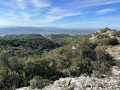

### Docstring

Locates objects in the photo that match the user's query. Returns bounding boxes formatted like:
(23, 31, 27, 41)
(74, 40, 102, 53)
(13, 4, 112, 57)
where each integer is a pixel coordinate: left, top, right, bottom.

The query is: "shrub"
(97, 38, 119, 46)
(92, 70, 100, 77)
(24, 58, 57, 79)
(100, 27, 111, 33)
(97, 34, 109, 39)
(108, 38, 119, 46)
(30, 76, 52, 89)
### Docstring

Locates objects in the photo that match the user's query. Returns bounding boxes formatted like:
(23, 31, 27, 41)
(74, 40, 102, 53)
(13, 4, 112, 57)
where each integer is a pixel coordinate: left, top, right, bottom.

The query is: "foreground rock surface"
(16, 76, 120, 90)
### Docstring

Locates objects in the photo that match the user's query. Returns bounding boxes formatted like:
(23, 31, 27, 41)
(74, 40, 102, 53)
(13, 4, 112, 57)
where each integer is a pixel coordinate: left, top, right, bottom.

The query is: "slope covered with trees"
(1, 33, 43, 39)
(0, 28, 120, 90)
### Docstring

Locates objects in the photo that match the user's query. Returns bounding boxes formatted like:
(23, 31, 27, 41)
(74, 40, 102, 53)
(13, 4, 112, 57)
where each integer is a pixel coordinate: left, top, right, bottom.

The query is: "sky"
(0, 0, 120, 29)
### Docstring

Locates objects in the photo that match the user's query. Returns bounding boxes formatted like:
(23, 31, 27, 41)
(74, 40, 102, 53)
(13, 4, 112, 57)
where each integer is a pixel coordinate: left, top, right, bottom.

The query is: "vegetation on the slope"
(46, 34, 86, 45)
(1, 33, 43, 39)
(0, 28, 119, 89)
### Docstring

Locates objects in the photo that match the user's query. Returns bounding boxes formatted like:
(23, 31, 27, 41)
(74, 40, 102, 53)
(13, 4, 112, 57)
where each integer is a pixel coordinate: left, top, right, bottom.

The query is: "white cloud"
(96, 8, 116, 14)
(0, 0, 120, 26)
(37, 12, 81, 23)
(17, 0, 26, 9)
(31, 0, 50, 8)
(48, 8, 64, 14)
(67, 0, 120, 9)
(103, 2, 114, 5)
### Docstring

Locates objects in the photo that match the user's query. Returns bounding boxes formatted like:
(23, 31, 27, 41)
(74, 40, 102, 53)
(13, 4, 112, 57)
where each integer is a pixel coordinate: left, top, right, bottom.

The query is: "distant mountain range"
(0, 26, 97, 36)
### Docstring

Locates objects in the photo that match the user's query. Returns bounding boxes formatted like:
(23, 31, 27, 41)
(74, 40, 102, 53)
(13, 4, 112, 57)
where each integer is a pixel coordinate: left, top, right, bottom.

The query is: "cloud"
(0, 0, 120, 27)
(48, 8, 64, 14)
(37, 11, 81, 23)
(67, 0, 120, 9)
(96, 8, 116, 14)
(103, 2, 114, 5)
(31, 0, 50, 8)
(17, 0, 26, 9)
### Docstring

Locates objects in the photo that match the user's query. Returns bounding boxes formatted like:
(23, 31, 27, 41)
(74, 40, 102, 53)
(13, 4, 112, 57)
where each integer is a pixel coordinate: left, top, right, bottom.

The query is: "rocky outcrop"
(107, 45, 120, 60)
(16, 76, 120, 90)
(43, 77, 120, 90)
(89, 28, 118, 41)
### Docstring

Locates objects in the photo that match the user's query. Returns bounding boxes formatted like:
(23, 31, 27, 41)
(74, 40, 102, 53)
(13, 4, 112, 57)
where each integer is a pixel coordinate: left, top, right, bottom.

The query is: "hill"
(0, 37, 60, 57)
(1, 28, 120, 90)
(89, 27, 120, 41)
(46, 34, 87, 45)
(46, 34, 71, 39)
(89, 27, 120, 60)
(1, 33, 43, 39)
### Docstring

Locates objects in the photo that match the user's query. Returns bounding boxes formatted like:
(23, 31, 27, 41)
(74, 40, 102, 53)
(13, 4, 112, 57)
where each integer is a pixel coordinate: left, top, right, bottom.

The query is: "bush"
(97, 38, 119, 46)
(30, 76, 52, 89)
(0, 69, 20, 90)
(24, 58, 57, 79)
(100, 27, 111, 33)
(92, 70, 100, 77)
(108, 38, 119, 46)
(97, 34, 109, 39)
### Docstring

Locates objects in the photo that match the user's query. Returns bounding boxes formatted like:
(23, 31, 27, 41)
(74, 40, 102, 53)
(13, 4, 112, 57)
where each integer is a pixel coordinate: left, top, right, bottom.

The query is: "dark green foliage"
(50, 39, 114, 77)
(46, 34, 71, 39)
(97, 34, 109, 39)
(0, 37, 60, 57)
(107, 38, 119, 45)
(2, 34, 43, 39)
(0, 37, 61, 89)
(24, 58, 58, 79)
(96, 38, 119, 46)
(46, 34, 73, 45)
(0, 69, 20, 90)
(46, 34, 86, 46)
(100, 27, 111, 33)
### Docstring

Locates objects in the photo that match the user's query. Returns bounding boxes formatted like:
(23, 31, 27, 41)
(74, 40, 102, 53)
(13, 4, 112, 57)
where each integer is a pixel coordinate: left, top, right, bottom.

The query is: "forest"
(0, 28, 120, 90)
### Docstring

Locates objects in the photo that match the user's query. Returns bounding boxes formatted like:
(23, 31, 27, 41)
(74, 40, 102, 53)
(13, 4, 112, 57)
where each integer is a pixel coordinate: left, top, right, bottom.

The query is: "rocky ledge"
(16, 76, 120, 90)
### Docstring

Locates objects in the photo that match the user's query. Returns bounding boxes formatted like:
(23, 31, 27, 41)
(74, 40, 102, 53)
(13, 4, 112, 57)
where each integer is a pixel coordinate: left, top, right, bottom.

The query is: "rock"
(16, 76, 120, 90)
(42, 76, 120, 90)
(54, 78, 72, 87)
(16, 87, 31, 90)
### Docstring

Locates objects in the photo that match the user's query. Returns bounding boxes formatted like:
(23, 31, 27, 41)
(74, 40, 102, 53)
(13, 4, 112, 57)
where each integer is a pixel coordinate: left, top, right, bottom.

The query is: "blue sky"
(0, 0, 120, 29)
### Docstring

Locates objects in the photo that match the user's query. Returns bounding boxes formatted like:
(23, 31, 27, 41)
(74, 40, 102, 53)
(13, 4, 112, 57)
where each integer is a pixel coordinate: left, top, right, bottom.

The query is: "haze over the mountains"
(0, 26, 97, 36)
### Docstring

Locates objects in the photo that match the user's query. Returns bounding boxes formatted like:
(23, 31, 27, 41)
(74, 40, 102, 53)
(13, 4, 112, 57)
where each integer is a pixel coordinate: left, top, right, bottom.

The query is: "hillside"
(1, 33, 43, 39)
(46, 34, 87, 45)
(0, 37, 60, 57)
(89, 27, 120, 41)
(89, 27, 120, 60)
(1, 28, 120, 90)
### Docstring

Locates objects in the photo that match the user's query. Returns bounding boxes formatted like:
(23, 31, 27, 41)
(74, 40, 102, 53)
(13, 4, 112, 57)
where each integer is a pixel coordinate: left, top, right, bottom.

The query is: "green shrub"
(97, 38, 119, 46)
(100, 27, 111, 33)
(30, 76, 52, 89)
(92, 70, 100, 77)
(97, 34, 109, 39)
(108, 38, 119, 46)
(66, 66, 80, 77)
(24, 58, 57, 79)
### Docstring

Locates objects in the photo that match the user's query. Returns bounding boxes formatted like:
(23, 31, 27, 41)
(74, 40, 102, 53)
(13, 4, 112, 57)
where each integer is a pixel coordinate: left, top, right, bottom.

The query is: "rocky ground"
(16, 75, 120, 90)
(43, 77, 120, 90)
(107, 45, 120, 60)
